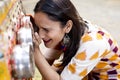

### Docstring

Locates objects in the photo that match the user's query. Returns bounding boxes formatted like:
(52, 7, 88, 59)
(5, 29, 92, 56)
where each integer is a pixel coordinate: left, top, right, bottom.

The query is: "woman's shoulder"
(84, 20, 108, 33)
(83, 20, 113, 40)
(80, 20, 119, 55)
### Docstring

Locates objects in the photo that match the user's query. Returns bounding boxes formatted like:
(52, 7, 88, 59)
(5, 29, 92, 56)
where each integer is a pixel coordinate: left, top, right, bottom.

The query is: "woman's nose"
(39, 29, 45, 38)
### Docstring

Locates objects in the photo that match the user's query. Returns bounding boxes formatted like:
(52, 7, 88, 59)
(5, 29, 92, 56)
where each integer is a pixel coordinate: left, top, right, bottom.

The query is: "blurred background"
(22, 0, 120, 79)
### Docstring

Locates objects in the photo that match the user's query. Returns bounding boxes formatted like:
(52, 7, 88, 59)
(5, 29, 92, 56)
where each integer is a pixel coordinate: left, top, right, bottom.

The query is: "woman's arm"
(40, 42, 62, 65)
(34, 46, 61, 80)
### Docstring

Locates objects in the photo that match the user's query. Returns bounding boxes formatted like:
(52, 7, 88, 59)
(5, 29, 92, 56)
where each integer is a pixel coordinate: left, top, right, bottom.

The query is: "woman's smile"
(43, 39, 51, 45)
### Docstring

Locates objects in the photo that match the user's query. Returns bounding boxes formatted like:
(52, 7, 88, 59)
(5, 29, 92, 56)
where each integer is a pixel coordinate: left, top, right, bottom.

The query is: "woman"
(32, 0, 120, 80)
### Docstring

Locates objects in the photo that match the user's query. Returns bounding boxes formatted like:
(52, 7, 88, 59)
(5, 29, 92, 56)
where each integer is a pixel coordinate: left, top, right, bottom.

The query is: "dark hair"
(34, 0, 87, 67)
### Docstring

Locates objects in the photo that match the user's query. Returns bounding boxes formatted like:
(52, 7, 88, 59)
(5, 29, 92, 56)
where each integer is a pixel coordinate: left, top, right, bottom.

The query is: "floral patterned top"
(53, 21, 120, 80)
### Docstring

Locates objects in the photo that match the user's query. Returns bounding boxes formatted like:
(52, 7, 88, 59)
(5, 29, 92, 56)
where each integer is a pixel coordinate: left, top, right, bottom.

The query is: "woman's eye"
(44, 28, 49, 32)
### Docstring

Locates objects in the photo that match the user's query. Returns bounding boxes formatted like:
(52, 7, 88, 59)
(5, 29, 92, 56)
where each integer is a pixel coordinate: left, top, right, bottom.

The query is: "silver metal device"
(11, 27, 35, 79)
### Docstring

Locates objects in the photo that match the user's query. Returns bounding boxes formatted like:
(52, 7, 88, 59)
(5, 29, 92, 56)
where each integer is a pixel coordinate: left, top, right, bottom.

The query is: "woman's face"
(34, 12, 66, 49)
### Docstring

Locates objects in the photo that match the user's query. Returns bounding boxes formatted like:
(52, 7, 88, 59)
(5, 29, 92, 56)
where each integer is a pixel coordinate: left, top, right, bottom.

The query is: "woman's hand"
(30, 21, 41, 49)
(33, 32, 41, 48)
(28, 15, 40, 49)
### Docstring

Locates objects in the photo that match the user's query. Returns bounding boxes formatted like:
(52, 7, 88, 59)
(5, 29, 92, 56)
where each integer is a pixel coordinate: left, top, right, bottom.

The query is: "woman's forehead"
(34, 12, 63, 28)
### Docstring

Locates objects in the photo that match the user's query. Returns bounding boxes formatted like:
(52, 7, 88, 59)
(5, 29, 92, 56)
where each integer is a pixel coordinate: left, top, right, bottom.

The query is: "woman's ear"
(65, 20, 73, 33)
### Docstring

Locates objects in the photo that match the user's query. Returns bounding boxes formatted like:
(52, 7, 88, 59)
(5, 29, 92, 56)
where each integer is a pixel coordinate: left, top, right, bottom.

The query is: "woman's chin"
(44, 42, 61, 50)
(44, 44, 53, 48)
(45, 45, 57, 49)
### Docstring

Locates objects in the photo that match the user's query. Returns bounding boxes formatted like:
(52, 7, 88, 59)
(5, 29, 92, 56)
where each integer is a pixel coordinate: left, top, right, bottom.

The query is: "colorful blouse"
(53, 21, 120, 80)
